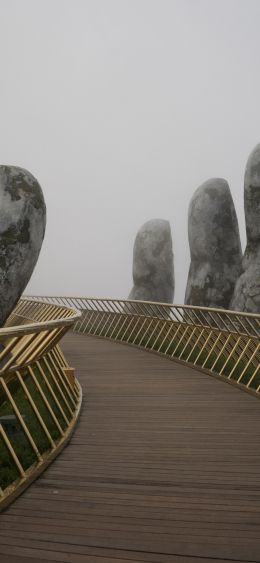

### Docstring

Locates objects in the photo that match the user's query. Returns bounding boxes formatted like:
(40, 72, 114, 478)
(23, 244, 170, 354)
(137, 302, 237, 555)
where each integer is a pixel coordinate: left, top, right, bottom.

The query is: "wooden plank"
(0, 543, 252, 563)
(0, 554, 56, 563)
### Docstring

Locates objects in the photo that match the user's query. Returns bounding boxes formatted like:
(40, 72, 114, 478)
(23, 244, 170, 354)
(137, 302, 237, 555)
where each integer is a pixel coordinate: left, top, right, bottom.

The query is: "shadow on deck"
(0, 332, 260, 563)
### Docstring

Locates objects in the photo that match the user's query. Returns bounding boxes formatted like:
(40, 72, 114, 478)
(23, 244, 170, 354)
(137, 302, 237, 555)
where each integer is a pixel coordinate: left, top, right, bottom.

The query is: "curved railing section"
(30, 296, 260, 398)
(0, 298, 82, 510)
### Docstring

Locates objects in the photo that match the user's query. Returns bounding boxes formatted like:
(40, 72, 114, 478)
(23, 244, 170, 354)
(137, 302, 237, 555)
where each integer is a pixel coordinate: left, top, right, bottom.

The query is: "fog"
(0, 0, 259, 303)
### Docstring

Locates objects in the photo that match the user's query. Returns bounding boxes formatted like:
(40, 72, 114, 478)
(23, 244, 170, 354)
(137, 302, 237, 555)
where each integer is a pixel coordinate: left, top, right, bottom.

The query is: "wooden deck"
(0, 332, 260, 562)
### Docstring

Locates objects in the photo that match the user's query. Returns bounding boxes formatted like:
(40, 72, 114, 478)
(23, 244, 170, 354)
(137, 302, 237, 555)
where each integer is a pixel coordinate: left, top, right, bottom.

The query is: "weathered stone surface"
(230, 144, 260, 312)
(128, 219, 174, 303)
(185, 178, 242, 309)
(0, 166, 46, 326)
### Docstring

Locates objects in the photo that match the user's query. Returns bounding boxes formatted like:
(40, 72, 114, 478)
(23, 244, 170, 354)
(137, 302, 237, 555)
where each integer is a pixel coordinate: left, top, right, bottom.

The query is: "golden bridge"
(0, 296, 259, 562)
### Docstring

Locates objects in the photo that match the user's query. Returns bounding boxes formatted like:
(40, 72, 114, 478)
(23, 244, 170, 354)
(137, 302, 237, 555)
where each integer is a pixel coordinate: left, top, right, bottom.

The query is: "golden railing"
(30, 296, 260, 398)
(0, 298, 81, 510)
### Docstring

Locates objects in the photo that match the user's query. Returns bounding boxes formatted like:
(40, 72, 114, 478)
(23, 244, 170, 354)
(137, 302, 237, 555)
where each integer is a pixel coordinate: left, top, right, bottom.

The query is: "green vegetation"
(0, 361, 73, 491)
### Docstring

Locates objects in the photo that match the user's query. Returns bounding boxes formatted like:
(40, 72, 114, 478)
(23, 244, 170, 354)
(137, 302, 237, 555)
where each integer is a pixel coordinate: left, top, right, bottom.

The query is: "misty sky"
(0, 0, 260, 303)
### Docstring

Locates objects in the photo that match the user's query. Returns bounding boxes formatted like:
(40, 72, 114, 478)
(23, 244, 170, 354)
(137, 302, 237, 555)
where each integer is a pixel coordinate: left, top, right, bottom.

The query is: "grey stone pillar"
(0, 166, 46, 326)
(185, 178, 242, 309)
(230, 144, 260, 313)
(128, 219, 174, 303)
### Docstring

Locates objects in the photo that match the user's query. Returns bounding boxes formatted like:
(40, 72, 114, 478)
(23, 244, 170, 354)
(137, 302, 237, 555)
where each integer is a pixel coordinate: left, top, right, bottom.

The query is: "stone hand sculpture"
(0, 166, 46, 326)
(185, 178, 242, 309)
(128, 219, 174, 303)
(230, 144, 260, 313)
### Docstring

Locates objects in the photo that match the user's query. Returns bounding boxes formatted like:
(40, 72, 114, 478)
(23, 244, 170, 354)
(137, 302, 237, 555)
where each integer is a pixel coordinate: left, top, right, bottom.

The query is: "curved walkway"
(0, 333, 260, 562)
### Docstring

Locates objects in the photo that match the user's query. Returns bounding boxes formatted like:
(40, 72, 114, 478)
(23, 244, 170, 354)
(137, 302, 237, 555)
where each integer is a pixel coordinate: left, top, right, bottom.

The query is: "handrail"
(5, 298, 81, 331)
(0, 298, 82, 510)
(29, 295, 260, 397)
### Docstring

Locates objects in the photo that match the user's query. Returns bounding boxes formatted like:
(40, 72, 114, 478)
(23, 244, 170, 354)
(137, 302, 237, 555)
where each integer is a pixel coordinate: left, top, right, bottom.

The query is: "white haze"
(0, 0, 259, 303)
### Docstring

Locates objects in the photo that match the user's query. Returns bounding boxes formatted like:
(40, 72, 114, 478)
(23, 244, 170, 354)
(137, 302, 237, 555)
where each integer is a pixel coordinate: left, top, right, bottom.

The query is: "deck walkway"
(0, 332, 260, 562)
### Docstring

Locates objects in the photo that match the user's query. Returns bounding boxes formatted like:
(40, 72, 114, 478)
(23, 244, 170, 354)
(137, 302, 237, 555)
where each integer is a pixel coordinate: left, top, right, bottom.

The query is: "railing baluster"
(0, 297, 82, 509)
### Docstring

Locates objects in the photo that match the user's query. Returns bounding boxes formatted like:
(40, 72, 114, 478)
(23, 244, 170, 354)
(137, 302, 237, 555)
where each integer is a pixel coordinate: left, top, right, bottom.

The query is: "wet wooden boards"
(0, 332, 259, 562)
